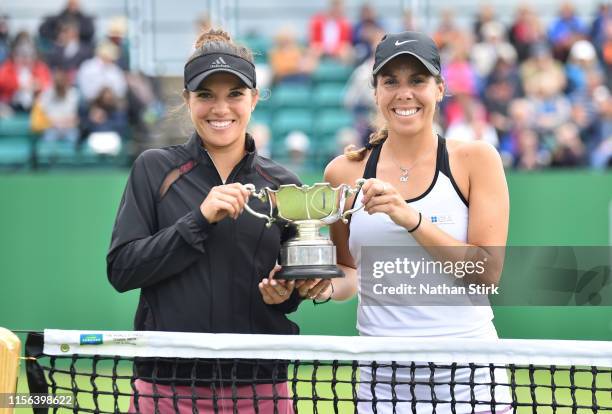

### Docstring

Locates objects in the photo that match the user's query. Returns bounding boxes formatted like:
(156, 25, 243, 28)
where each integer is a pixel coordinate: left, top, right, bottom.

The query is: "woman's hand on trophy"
(259, 265, 296, 304)
(295, 279, 332, 300)
(361, 178, 418, 229)
(199, 183, 251, 223)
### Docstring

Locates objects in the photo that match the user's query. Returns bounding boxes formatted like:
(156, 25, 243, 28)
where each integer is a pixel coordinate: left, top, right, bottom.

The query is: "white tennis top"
(349, 136, 496, 338)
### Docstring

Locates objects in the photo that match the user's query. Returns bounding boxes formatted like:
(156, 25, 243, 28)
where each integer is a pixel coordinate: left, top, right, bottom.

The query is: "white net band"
(43, 329, 612, 366)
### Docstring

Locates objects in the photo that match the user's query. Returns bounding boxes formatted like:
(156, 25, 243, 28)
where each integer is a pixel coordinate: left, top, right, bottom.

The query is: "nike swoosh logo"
(395, 40, 417, 46)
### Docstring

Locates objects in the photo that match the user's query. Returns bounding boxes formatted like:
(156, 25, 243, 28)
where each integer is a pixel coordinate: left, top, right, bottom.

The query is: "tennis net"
(22, 330, 612, 413)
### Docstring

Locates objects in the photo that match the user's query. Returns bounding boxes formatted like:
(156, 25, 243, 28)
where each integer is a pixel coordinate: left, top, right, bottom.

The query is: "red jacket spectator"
(309, 4, 352, 58)
(0, 57, 52, 107)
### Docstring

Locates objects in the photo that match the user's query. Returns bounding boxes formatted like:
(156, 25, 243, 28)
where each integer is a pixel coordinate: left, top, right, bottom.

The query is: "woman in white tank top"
(302, 31, 511, 413)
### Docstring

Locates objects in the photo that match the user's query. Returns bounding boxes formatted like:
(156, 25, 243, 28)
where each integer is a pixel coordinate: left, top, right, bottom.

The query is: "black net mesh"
(25, 338, 612, 414)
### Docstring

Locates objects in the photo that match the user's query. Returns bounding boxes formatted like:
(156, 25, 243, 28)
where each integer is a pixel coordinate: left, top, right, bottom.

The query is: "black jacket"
(107, 133, 302, 383)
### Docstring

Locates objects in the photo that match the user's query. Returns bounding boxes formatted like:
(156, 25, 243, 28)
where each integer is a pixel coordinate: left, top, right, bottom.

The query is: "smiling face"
(186, 72, 258, 150)
(374, 55, 444, 137)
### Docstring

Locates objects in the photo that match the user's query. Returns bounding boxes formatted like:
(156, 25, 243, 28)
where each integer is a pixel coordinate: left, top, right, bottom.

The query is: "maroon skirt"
(129, 379, 295, 413)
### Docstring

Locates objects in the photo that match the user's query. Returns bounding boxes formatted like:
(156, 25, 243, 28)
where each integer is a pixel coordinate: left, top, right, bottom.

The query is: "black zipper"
(202, 150, 253, 185)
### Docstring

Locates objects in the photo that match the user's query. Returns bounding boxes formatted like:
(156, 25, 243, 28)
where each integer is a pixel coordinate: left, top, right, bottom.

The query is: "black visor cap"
(184, 52, 256, 91)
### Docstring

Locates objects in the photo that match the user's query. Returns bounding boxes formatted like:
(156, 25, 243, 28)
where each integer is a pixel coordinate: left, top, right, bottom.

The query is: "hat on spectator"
(285, 131, 310, 152)
(570, 40, 596, 61)
(373, 31, 441, 76)
(108, 16, 128, 38)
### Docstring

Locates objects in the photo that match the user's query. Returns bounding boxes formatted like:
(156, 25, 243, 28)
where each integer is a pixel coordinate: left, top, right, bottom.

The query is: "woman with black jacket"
(107, 29, 302, 413)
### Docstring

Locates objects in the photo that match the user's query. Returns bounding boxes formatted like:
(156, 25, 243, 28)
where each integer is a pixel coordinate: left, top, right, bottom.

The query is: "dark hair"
(344, 69, 444, 161)
(189, 29, 254, 70)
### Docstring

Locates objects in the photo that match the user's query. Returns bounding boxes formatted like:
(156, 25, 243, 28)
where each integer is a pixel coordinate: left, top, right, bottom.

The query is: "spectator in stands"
(77, 41, 127, 103)
(442, 38, 482, 127)
(591, 136, 612, 168)
(566, 40, 601, 94)
(550, 122, 586, 167)
(0, 34, 52, 112)
(344, 26, 384, 145)
(352, 4, 383, 64)
(308, 0, 353, 62)
(400, 9, 417, 31)
(514, 128, 550, 169)
(82, 86, 128, 138)
(443, 35, 478, 98)
(38, 0, 95, 49)
(472, 4, 497, 42)
(284, 130, 311, 173)
(432, 9, 463, 54)
(589, 86, 612, 168)
(45, 21, 93, 74)
(498, 98, 537, 167)
(124, 71, 163, 147)
(591, 3, 611, 41)
(570, 70, 611, 152)
(0, 15, 10, 65)
(471, 21, 517, 80)
(268, 26, 315, 84)
(445, 97, 499, 147)
(483, 46, 522, 138)
(37, 68, 79, 144)
(508, 5, 546, 62)
(600, 17, 612, 89)
(100, 16, 162, 147)
(528, 75, 572, 141)
(520, 42, 566, 98)
(548, 1, 588, 62)
(106, 16, 129, 71)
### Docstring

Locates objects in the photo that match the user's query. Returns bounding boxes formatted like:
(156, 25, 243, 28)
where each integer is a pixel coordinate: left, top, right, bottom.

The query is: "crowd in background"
(0, 0, 610, 169)
(261, 0, 612, 169)
(0, 0, 162, 158)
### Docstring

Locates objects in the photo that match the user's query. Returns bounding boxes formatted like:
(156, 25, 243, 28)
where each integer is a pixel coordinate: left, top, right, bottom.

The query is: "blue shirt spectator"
(548, 2, 588, 61)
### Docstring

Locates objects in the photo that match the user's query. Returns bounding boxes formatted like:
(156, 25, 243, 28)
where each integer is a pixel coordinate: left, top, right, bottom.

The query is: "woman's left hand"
(361, 178, 419, 229)
(259, 265, 296, 304)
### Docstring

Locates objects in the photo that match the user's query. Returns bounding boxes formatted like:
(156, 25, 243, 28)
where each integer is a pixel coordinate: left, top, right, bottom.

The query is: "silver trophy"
(243, 179, 365, 280)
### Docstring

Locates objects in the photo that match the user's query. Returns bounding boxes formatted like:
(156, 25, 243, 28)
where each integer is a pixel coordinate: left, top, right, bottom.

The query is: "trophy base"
(275, 265, 345, 280)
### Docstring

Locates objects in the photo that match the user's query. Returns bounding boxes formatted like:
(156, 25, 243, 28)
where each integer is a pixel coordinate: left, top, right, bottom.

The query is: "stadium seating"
(271, 108, 314, 139)
(312, 59, 353, 83)
(312, 83, 346, 108)
(0, 115, 34, 169)
(271, 84, 312, 109)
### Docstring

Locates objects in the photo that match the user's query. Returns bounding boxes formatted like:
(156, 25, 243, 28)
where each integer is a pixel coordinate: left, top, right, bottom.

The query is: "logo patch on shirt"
(430, 215, 454, 225)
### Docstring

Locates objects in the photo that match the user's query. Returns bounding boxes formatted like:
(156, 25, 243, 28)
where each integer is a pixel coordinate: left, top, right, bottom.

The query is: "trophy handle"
(243, 184, 275, 227)
(341, 178, 366, 223)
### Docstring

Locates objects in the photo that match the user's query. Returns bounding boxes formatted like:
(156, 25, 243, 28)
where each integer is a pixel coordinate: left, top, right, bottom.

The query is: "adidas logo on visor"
(210, 56, 230, 68)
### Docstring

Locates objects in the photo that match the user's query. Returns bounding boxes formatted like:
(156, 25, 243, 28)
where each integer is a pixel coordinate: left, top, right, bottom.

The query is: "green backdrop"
(0, 171, 610, 340)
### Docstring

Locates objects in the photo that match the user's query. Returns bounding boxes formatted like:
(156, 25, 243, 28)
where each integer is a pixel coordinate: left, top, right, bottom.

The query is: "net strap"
(25, 332, 49, 414)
